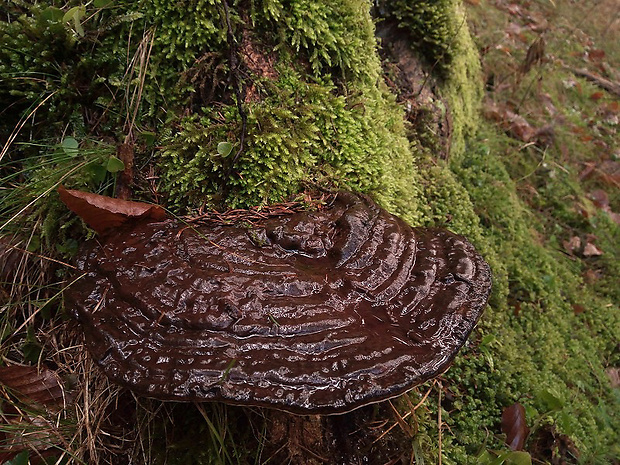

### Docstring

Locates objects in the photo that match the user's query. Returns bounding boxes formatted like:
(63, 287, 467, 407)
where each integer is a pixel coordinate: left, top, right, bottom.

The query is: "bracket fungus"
(62, 189, 491, 414)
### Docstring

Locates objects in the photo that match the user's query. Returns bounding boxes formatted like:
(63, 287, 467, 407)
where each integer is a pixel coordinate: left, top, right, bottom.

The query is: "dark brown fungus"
(64, 191, 491, 414)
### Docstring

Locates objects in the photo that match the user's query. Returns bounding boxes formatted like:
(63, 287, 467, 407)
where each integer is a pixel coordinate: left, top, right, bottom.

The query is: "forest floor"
(0, 0, 618, 464)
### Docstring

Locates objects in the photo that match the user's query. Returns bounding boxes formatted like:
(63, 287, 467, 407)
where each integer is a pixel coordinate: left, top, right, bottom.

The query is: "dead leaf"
(0, 365, 66, 409)
(579, 162, 596, 180)
(563, 236, 581, 255)
(527, 13, 548, 33)
(589, 91, 604, 101)
(572, 303, 586, 315)
(519, 36, 545, 74)
(588, 189, 610, 210)
(507, 4, 523, 16)
(606, 368, 620, 388)
(587, 49, 606, 62)
(483, 101, 537, 142)
(539, 93, 558, 116)
(58, 185, 167, 236)
(506, 22, 524, 38)
(502, 403, 530, 451)
(582, 242, 603, 257)
(597, 160, 620, 187)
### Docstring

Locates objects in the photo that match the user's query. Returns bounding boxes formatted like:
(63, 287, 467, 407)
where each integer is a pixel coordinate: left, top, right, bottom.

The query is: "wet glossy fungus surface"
(66, 192, 491, 414)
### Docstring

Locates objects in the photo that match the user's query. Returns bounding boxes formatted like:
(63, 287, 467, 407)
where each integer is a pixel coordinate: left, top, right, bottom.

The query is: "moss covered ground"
(0, 0, 618, 463)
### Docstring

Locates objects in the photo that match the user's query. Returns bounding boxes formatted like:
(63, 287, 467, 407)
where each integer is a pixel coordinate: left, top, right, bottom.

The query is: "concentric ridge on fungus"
(66, 192, 491, 414)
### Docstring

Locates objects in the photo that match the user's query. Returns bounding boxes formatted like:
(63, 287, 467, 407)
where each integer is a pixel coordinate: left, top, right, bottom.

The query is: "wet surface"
(66, 192, 491, 414)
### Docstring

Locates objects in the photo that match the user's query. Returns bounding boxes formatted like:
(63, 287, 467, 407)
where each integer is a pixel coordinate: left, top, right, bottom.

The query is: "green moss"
(442, 132, 620, 462)
(441, 5, 483, 159)
(158, 31, 423, 220)
(383, 0, 461, 72)
(257, 0, 381, 83)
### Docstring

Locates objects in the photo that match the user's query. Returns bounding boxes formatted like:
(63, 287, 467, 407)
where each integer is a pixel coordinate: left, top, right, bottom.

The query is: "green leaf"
(62, 6, 86, 24)
(537, 389, 564, 411)
(56, 238, 78, 257)
(7, 451, 29, 465)
(61, 137, 79, 156)
(23, 327, 42, 364)
(26, 235, 40, 253)
(505, 451, 532, 465)
(94, 0, 114, 7)
(476, 450, 495, 464)
(217, 141, 234, 157)
(480, 333, 497, 347)
(63, 6, 86, 37)
(140, 131, 156, 147)
(106, 156, 125, 173)
(41, 7, 64, 22)
(87, 162, 108, 184)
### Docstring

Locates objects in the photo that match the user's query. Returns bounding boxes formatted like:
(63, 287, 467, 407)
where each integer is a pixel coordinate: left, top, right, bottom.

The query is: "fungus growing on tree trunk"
(62, 188, 491, 414)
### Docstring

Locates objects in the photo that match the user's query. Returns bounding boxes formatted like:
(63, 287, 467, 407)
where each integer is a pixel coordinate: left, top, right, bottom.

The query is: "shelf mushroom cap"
(65, 191, 491, 414)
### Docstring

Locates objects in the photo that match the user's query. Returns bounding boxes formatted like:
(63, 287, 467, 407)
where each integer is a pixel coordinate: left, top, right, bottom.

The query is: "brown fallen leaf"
(587, 49, 606, 62)
(588, 189, 610, 210)
(0, 365, 66, 409)
(582, 242, 603, 257)
(483, 101, 553, 145)
(563, 236, 581, 255)
(572, 303, 586, 315)
(606, 368, 620, 388)
(58, 185, 167, 236)
(519, 36, 545, 74)
(502, 403, 530, 451)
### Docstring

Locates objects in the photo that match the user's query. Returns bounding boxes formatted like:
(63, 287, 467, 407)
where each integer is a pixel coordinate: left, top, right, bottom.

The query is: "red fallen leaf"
(0, 365, 66, 408)
(589, 91, 604, 101)
(587, 49, 606, 61)
(502, 403, 530, 451)
(58, 185, 167, 236)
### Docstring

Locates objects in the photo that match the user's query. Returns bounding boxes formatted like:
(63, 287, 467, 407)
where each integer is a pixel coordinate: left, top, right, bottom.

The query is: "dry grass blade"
(123, 29, 155, 142)
(372, 381, 436, 444)
(0, 161, 90, 232)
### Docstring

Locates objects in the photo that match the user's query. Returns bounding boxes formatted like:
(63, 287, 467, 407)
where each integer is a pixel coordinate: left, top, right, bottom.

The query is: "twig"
(568, 67, 620, 98)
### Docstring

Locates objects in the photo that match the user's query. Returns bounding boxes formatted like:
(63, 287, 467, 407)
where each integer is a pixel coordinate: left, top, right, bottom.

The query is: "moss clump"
(257, 0, 381, 82)
(375, 0, 483, 158)
(379, 0, 461, 73)
(440, 132, 620, 462)
(441, 5, 483, 159)
(158, 1, 423, 221)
